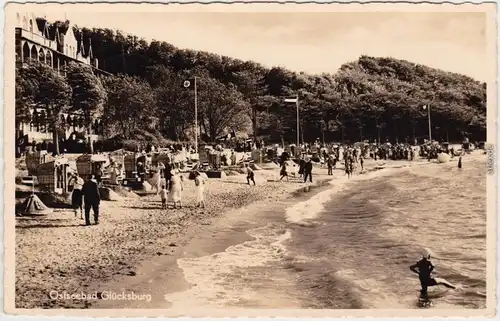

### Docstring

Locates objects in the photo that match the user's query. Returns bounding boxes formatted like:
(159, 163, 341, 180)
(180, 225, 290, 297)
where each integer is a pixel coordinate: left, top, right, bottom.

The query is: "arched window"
(45, 51, 52, 66)
(22, 17, 27, 29)
(30, 46, 37, 61)
(22, 42, 30, 61)
(38, 48, 45, 64)
(29, 19, 33, 32)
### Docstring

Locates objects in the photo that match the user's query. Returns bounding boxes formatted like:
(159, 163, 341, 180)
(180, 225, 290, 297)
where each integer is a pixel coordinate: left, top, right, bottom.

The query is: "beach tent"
(76, 154, 108, 179)
(124, 153, 147, 172)
(19, 193, 53, 215)
(151, 153, 171, 167)
(108, 149, 126, 167)
(36, 157, 70, 194)
(251, 149, 263, 164)
(25, 150, 53, 176)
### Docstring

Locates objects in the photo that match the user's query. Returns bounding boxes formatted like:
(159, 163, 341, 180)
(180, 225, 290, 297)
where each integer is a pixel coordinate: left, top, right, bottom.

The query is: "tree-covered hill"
(21, 19, 487, 146)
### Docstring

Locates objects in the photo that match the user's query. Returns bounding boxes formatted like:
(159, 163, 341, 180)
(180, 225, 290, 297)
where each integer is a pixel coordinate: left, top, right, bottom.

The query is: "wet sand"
(16, 156, 465, 310)
(91, 158, 435, 310)
(15, 164, 336, 308)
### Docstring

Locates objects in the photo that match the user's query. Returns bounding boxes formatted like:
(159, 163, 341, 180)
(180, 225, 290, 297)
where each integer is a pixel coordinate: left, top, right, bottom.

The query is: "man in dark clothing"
(164, 163, 173, 190)
(298, 158, 306, 178)
(82, 176, 101, 226)
(304, 159, 313, 183)
(327, 156, 334, 175)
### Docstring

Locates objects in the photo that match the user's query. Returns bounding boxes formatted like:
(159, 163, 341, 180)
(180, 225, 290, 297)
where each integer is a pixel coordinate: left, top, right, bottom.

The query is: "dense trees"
(16, 61, 72, 154)
(16, 19, 487, 151)
(65, 62, 107, 153)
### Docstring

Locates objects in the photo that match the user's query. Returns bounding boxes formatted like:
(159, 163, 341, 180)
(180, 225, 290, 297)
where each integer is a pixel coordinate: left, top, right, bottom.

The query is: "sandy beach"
(15, 154, 481, 309)
(15, 162, 341, 308)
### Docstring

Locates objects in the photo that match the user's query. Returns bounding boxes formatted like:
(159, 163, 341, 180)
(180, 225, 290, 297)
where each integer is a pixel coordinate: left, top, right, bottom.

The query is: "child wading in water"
(410, 249, 456, 300)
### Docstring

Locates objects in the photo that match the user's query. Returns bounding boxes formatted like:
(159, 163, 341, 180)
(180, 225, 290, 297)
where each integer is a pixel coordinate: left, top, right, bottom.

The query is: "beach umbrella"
(19, 193, 53, 215)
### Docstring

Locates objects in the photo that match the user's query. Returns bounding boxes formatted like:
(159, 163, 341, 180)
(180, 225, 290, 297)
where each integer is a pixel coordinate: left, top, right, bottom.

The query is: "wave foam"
(285, 167, 399, 225)
(164, 224, 293, 309)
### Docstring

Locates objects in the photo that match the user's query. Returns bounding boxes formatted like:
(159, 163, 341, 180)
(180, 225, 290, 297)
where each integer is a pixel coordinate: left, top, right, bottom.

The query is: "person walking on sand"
(280, 162, 289, 182)
(168, 169, 184, 209)
(298, 157, 305, 179)
(304, 158, 313, 183)
(159, 185, 168, 209)
(359, 154, 364, 172)
(194, 171, 206, 208)
(458, 156, 462, 169)
(327, 156, 334, 176)
(69, 173, 84, 219)
(245, 164, 256, 185)
(82, 175, 101, 226)
(345, 158, 352, 179)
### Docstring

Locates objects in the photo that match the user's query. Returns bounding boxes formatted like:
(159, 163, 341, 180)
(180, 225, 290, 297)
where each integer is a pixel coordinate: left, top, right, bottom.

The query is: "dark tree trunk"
(252, 106, 257, 142)
(52, 128, 60, 155)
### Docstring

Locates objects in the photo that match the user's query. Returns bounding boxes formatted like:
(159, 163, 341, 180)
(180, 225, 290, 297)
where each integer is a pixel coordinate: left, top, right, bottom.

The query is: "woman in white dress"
(194, 171, 205, 208)
(168, 169, 184, 209)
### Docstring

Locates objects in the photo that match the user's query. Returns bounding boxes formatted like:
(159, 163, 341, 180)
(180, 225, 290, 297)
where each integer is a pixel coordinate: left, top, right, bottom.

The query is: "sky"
(39, 10, 488, 81)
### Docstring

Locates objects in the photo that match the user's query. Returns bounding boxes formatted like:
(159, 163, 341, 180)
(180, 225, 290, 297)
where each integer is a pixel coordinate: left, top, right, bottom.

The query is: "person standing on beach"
(82, 175, 101, 226)
(298, 157, 305, 179)
(345, 158, 352, 179)
(458, 156, 462, 169)
(304, 159, 313, 183)
(159, 185, 168, 209)
(245, 164, 256, 185)
(359, 154, 364, 172)
(280, 162, 289, 182)
(194, 171, 206, 208)
(69, 173, 84, 219)
(327, 156, 334, 176)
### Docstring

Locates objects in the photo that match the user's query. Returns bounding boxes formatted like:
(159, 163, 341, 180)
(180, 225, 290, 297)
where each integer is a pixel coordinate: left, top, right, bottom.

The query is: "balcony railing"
(17, 28, 57, 51)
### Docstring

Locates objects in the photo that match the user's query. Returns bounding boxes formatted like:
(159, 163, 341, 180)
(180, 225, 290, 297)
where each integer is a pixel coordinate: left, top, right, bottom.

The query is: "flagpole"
(296, 94, 300, 147)
(427, 104, 432, 142)
(194, 76, 198, 154)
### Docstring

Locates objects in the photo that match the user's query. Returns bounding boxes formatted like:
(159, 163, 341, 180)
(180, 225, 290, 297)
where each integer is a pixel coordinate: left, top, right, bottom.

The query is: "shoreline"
(15, 156, 468, 309)
(91, 159, 438, 309)
(15, 163, 339, 309)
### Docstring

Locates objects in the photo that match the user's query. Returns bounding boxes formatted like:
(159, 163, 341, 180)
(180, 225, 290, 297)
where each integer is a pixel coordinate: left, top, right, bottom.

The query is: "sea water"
(164, 157, 486, 309)
(287, 157, 486, 309)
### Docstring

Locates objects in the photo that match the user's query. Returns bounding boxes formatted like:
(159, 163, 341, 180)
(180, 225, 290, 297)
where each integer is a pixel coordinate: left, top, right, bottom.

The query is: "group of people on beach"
(68, 173, 101, 226)
(279, 158, 313, 183)
(156, 169, 206, 209)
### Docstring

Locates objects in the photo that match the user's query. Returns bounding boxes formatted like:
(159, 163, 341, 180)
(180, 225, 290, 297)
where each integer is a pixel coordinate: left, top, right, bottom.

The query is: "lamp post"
(423, 104, 432, 142)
